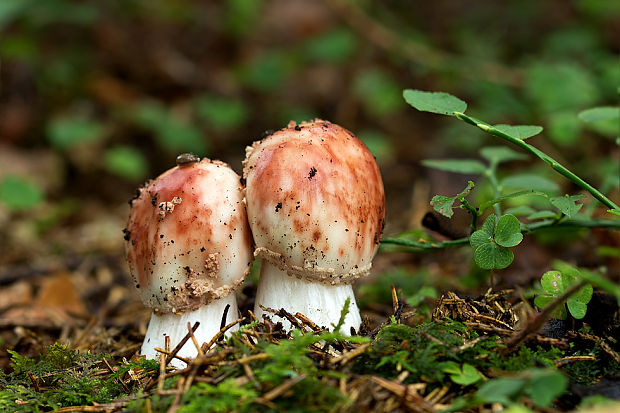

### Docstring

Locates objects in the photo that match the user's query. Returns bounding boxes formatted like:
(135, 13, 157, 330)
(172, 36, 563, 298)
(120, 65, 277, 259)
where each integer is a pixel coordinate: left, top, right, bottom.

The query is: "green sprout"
(534, 261, 593, 320)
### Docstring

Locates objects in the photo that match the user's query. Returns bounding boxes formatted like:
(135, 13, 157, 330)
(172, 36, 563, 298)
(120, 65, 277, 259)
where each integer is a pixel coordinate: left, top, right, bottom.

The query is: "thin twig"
(504, 281, 587, 351)
(256, 374, 307, 404)
(165, 322, 200, 366)
(329, 343, 370, 366)
(201, 317, 245, 352)
(27, 372, 41, 392)
(187, 322, 204, 357)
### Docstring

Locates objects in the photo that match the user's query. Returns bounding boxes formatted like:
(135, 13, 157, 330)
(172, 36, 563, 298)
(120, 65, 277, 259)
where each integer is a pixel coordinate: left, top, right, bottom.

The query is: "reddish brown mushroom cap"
(243, 120, 385, 284)
(125, 158, 253, 313)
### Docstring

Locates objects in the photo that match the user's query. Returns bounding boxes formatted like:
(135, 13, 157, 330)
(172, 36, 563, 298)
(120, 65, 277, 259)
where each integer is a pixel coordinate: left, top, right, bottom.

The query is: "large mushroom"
(125, 154, 253, 365)
(243, 120, 385, 333)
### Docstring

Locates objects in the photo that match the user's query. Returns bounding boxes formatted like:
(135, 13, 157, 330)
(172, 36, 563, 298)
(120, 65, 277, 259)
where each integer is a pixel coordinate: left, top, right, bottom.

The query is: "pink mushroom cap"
(125, 157, 253, 314)
(243, 120, 385, 284)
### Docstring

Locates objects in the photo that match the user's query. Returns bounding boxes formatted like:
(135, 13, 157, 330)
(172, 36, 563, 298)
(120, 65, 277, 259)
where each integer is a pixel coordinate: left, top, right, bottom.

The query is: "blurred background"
(0, 0, 619, 360)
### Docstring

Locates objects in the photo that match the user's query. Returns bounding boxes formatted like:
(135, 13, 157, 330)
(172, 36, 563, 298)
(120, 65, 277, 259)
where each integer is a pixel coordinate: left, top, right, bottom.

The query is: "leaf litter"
(1, 267, 619, 412)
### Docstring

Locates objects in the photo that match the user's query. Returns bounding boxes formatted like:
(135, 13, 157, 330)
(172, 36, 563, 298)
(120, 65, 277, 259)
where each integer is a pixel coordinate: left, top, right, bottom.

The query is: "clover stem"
(460, 198, 479, 233)
(485, 166, 502, 217)
(455, 112, 620, 212)
(382, 218, 620, 251)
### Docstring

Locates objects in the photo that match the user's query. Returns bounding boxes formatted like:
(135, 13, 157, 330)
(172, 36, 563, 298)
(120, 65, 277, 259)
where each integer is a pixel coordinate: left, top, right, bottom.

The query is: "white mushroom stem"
(254, 263, 361, 334)
(141, 294, 239, 368)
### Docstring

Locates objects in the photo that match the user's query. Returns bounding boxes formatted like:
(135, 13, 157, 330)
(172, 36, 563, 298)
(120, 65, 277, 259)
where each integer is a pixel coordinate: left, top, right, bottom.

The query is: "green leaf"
(304, 29, 357, 63)
(406, 286, 437, 307)
(501, 174, 559, 193)
(476, 377, 525, 405)
(355, 69, 403, 116)
(225, 0, 263, 36)
(556, 263, 581, 288)
(567, 300, 588, 319)
(481, 214, 498, 235)
(47, 116, 105, 150)
(540, 271, 563, 295)
(0, 2, 27, 30)
(430, 195, 457, 218)
(470, 214, 497, 247)
(403, 90, 467, 116)
(240, 50, 294, 92)
(422, 159, 486, 174)
(534, 295, 567, 320)
(577, 269, 620, 305)
(574, 283, 594, 304)
(493, 124, 544, 140)
(469, 230, 492, 248)
(0, 175, 44, 211)
(449, 363, 484, 386)
(549, 194, 585, 218)
(495, 214, 523, 248)
(441, 361, 461, 375)
(474, 242, 514, 270)
(537, 262, 594, 320)
(525, 62, 599, 112)
(480, 146, 528, 164)
(455, 180, 476, 200)
(533, 295, 553, 309)
(358, 130, 395, 163)
(578, 106, 619, 123)
(548, 111, 580, 147)
(430, 181, 475, 218)
(195, 95, 248, 131)
(132, 102, 207, 154)
(525, 370, 568, 407)
(103, 146, 148, 181)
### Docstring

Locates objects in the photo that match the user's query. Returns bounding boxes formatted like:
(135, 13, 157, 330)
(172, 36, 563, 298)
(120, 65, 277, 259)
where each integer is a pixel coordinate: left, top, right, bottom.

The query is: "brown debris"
(432, 288, 519, 329)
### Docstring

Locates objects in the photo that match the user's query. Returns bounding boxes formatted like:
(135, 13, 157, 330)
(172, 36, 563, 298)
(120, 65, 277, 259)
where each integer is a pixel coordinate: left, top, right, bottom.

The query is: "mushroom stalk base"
(141, 294, 239, 368)
(254, 263, 361, 334)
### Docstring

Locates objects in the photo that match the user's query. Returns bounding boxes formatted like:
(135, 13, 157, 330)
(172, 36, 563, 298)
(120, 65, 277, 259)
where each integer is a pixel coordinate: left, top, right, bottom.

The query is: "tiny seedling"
(534, 261, 594, 320)
(384, 89, 620, 283)
(441, 362, 485, 385)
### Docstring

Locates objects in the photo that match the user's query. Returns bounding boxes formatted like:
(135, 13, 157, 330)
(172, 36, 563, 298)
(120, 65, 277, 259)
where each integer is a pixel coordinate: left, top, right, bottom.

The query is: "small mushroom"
(125, 155, 253, 366)
(243, 120, 385, 333)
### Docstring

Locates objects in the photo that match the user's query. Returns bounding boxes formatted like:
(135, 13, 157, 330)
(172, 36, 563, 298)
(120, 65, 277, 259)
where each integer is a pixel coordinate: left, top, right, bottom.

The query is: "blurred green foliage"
(0, 0, 617, 214)
(0, 175, 43, 211)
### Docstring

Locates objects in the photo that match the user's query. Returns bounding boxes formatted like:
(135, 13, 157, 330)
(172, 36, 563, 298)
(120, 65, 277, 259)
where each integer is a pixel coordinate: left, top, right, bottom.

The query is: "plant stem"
(382, 218, 620, 251)
(460, 198, 478, 233)
(524, 218, 620, 232)
(485, 165, 502, 217)
(454, 112, 620, 212)
(381, 237, 469, 250)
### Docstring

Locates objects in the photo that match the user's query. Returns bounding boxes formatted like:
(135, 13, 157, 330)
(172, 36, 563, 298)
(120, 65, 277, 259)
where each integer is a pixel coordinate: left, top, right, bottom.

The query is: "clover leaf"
(442, 362, 484, 386)
(470, 214, 523, 270)
(534, 261, 593, 320)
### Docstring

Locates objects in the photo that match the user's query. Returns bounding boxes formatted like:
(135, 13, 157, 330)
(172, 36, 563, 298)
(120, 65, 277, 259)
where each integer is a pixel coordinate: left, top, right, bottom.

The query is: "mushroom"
(125, 154, 253, 366)
(243, 120, 385, 333)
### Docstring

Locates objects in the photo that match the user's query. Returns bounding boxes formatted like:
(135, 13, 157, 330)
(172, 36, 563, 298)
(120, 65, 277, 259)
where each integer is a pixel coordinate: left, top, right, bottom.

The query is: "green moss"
(0, 343, 157, 412)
